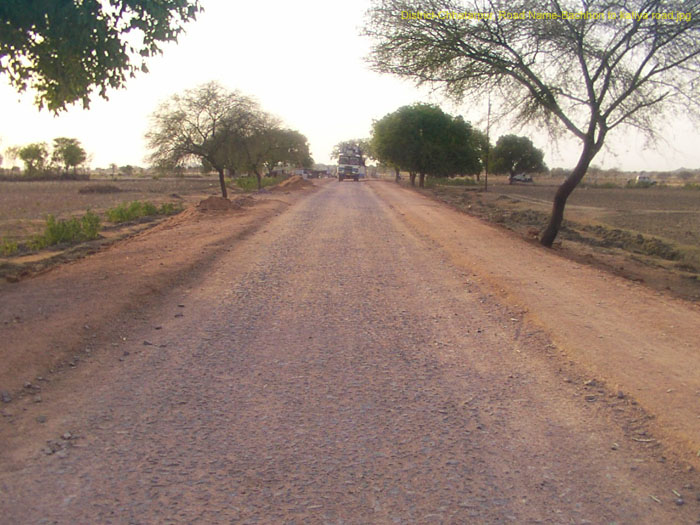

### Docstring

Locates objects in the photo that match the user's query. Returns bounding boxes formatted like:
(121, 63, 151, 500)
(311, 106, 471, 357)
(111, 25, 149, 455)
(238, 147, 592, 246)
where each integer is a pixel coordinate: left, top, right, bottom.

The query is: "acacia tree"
(51, 137, 87, 174)
(366, 0, 700, 246)
(146, 82, 257, 198)
(490, 135, 547, 183)
(0, 0, 201, 112)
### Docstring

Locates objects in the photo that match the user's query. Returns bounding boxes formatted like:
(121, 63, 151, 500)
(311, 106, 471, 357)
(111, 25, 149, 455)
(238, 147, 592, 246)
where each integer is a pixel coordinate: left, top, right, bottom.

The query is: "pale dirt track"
(2, 180, 700, 523)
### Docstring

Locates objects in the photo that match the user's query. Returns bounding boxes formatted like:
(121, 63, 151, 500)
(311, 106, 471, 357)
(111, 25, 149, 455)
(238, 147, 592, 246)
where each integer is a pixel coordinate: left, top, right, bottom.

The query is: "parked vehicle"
(635, 175, 656, 185)
(510, 172, 533, 184)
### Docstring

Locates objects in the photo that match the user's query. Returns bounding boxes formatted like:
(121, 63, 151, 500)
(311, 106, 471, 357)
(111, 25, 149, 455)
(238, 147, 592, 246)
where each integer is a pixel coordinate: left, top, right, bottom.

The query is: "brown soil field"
(0, 177, 224, 240)
(424, 177, 700, 302)
(0, 176, 251, 282)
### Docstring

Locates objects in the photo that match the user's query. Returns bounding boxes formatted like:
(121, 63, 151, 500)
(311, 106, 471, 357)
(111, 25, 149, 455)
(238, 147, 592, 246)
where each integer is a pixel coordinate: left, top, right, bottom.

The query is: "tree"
(260, 129, 314, 176)
(490, 135, 546, 183)
(371, 112, 407, 182)
(0, 0, 202, 112)
(51, 137, 87, 174)
(232, 112, 284, 190)
(17, 142, 48, 174)
(366, 0, 700, 245)
(146, 82, 257, 198)
(370, 103, 482, 187)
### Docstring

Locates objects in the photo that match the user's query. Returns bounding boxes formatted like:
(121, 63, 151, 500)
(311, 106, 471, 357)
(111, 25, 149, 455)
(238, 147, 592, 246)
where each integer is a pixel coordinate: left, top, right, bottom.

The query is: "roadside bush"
(683, 183, 700, 191)
(235, 175, 283, 192)
(30, 210, 101, 249)
(0, 238, 19, 256)
(106, 201, 182, 223)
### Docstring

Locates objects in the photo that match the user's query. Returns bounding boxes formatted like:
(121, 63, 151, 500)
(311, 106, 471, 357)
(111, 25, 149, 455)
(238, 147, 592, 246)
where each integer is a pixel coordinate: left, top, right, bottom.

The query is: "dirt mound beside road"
(197, 196, 239, 212)
(274, 175, 312, 191)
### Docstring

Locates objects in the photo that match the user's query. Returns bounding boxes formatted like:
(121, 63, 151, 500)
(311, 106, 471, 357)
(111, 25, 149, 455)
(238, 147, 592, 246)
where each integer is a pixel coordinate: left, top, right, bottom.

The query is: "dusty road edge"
(369, 179, 700, 468)
(0, 188, 317, 398)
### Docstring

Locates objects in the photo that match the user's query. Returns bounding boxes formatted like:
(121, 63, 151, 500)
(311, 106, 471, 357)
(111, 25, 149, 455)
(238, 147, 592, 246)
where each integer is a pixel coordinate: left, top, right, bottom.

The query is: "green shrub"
(683, 183, 700, 190)
(0, 238, 19, 256)
(81, 210, 101, 239)
(31, 210, 101, 249)
(106, 201, 181, 223)
(235, 175, 283, 192)
(158, 202, 181, 215)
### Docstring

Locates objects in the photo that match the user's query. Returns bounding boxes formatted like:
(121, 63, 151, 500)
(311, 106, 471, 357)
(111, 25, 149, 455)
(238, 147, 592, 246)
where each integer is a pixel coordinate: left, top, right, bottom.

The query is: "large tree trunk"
(409, 172, 416, 186)
(540, 142, 597, 247)
(418, 173, 425, 188)
(395, 167, 400, 182)
(217, 168, 228, 199)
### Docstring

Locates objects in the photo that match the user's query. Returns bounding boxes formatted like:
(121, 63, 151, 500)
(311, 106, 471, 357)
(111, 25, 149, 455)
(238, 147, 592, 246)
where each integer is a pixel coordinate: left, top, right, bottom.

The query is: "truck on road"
(337, 145, 366, 182)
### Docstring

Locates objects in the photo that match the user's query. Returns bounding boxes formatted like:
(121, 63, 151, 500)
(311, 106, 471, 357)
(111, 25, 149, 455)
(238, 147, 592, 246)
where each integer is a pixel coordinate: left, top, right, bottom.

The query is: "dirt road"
(2, 180, 700, 523)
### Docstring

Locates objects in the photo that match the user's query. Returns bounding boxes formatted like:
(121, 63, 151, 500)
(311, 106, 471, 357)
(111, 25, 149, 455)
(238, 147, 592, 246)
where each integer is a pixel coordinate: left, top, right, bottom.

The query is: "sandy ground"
(1, 179, 700, 523)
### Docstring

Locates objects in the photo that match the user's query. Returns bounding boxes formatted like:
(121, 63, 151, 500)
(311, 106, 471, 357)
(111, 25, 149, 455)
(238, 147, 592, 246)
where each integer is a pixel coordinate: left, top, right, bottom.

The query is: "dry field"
(0, 177, 223, 240)
(426, 176, 700, 302)
(488, 180, 700, 247)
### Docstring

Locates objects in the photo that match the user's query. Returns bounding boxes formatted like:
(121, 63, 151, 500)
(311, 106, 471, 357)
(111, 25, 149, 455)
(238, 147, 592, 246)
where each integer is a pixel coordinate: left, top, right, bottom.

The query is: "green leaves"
(371, 103, 483, 180)
(0, 0, 202, 112)
(490, 134, 546, 177)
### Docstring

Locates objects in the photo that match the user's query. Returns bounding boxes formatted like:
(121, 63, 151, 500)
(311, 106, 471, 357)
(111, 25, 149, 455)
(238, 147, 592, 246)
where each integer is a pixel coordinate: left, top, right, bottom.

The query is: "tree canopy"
(146, 82, 257, 198)
(17, 142, 48, 173)
(370, 103, 482, 186)
(490, 135, 546, 182)
(0, 0, 201, 112)
(146, 81, 313, 196)
(365, 0, 700, 245)
(233, 115, 314, 188)
(51, 138, 87, 173)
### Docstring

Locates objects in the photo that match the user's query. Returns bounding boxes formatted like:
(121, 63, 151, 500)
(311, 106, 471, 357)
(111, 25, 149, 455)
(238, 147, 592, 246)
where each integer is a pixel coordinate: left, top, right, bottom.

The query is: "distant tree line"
(367, 103, 546, 187)
(4, 138, 87, 177)
(146, 82, 314, 198)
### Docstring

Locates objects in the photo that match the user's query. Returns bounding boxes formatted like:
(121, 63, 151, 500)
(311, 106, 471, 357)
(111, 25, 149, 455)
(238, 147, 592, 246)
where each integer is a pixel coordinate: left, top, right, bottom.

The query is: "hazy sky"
(1, 0, 699, 171)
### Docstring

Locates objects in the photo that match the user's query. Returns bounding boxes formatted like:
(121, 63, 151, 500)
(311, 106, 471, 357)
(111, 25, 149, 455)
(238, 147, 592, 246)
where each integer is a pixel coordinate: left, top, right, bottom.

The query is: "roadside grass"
(29, 211, 101, 250)
(0, 201, 184, 256)
(235, 175, 284, 192)
(1, 238, 19, 255)
(106, 201, 182, 223)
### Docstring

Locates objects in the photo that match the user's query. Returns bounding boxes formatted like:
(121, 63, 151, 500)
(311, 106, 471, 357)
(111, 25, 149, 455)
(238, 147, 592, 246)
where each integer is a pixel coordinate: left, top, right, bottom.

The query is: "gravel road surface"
(2, 181, 699, 523)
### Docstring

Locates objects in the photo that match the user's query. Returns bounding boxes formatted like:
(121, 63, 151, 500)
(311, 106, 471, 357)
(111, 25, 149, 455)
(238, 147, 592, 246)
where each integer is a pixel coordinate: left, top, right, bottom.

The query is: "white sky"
(1, 0, 700, 171)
